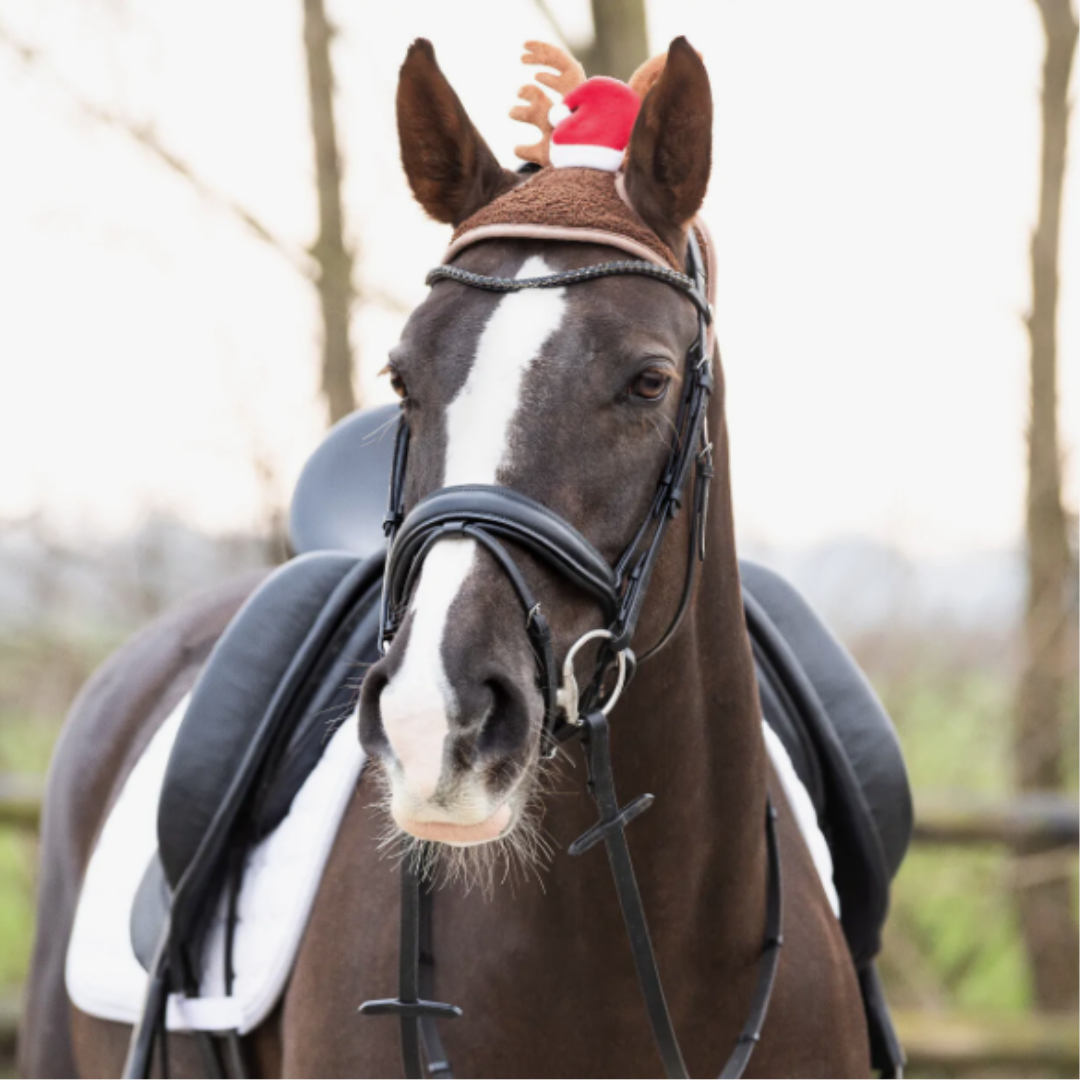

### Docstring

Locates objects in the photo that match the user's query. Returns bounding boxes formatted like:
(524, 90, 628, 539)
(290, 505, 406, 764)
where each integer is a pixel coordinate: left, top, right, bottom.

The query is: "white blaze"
(380, 257, 566, 808)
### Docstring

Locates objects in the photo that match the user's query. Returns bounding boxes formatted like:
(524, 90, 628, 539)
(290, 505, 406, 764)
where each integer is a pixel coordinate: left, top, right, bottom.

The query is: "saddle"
(128, 404, 910, 1075)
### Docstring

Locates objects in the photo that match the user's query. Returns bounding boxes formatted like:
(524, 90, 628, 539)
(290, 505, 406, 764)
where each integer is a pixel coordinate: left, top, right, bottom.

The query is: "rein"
(361, 235, 785, 1078)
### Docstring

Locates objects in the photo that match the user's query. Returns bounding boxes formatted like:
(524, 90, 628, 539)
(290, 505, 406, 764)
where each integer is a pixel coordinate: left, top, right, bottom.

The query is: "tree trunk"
(580, 0, 649, 81)
(1014, 0, 1079, 1014)
(302, 0, 357, 426)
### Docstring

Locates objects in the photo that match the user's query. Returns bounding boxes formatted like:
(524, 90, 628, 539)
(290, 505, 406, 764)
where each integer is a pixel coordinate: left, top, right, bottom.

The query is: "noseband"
(380, 235, 716, 741)
(363, 233, 783, 1080)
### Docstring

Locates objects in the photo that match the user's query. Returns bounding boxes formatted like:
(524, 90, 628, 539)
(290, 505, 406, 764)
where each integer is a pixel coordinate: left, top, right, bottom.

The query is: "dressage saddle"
(129, 404, 910, 1076)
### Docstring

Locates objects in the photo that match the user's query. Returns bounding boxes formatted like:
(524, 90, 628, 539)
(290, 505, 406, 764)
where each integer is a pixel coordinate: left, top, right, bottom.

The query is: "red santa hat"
(549, 77, 641, 172)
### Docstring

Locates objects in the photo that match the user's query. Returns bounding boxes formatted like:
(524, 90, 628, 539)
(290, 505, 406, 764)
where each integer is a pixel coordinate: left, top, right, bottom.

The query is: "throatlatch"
(361, 234, 785, 1079)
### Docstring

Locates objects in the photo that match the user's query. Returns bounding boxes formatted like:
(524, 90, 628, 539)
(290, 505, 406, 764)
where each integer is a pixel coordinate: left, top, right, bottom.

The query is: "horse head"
(358, 37, 714, 862)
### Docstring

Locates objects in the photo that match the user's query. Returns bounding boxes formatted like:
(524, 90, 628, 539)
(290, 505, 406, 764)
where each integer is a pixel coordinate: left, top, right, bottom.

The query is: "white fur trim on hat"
(549, 142, 624, 172)
(548, 102, 572, 128)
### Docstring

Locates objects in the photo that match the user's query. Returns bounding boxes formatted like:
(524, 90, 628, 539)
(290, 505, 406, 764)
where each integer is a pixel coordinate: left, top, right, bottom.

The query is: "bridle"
(361, 233, 783, 1079)
(380, 238, 715, 735)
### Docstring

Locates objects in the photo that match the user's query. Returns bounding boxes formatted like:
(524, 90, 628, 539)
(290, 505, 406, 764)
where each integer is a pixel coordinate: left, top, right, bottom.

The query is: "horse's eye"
(629, 368, 672, 402)
(386, 367, 408, 401)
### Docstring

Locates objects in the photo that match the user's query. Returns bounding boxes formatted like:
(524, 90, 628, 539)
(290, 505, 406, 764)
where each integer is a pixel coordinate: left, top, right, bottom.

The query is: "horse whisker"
(366, 757, 556, 898)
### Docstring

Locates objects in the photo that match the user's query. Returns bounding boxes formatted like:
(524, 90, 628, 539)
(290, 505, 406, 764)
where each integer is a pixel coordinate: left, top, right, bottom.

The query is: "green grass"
(874, 657, 1077, 1021)
(886, 666, 1014, 792)
(0, 627, 121, 993)
(886, 847, 1033, 1012)
(0, 833, 35, 991)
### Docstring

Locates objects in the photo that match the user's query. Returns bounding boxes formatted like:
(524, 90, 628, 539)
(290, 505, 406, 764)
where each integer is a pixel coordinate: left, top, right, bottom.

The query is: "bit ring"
(556, 629, 628, 726)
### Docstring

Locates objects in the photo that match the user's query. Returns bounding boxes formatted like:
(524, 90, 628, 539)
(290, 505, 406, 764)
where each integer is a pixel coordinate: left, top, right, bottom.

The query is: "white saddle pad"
(66, 695, 366, 1034)
(66, 702, 835, 1036)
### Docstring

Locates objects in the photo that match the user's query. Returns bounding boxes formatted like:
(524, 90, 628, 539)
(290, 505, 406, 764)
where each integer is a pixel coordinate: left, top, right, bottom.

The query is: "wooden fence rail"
(913, 791, 1080, 847)
(893, 1008, 1079, 1072)
(3, 774, 1077, 843)
(0, 994, 15, 1065)
(0, 774, 44, 832)
(0, 778, 1076, 1073)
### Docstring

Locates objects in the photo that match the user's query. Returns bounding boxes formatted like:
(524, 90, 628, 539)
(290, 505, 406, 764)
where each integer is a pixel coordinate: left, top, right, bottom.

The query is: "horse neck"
(609, 393, 768, 921)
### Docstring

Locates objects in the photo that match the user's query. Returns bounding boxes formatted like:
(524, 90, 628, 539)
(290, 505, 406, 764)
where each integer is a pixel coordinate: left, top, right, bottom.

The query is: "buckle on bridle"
(556, 629, 629, 727)
(696, 440, 715, 478)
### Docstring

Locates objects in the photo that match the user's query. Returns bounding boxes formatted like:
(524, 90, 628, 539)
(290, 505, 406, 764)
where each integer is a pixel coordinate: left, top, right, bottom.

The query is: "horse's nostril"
(358, 665, 391, 755)
(475, 676, 531, 759)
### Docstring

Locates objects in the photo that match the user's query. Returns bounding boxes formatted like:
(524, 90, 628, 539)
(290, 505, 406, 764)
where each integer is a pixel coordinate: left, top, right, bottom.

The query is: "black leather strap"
(358, 863, 462, 1079)
(397, 864, 424, 1079)
(571, 709, 688, 1078)
(122, 935, 170, 1078)
(607, 233, 714, 656)
(385, 484, 619, 631)
(384, 509, 563, 731)
(419, 880, 455, 1078)
(718, 800, 783, 1079)
(384, 413, 410, 540)
(571, 708, 783, 1080)
(459, 526, 559, 730)
(858, 963, 906, 1078)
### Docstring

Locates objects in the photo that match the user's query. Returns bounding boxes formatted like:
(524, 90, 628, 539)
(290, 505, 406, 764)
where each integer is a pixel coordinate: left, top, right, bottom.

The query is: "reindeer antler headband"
(511, 41, 671, 170)
(511, 42, 586, 167)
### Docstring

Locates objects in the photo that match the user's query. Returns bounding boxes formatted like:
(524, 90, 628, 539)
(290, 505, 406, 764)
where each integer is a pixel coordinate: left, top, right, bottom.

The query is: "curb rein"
(360, 235, 784, 1080)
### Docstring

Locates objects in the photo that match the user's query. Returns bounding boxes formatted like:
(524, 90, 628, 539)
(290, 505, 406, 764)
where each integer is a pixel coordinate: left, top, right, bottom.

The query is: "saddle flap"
(157, 551, 383, 963)
(740, 559, 913, 966)
(130, 851, 169, 973)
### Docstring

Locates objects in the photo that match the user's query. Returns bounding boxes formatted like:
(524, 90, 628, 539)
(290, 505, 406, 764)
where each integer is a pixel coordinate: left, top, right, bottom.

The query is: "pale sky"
(0, 0, 1075, 557)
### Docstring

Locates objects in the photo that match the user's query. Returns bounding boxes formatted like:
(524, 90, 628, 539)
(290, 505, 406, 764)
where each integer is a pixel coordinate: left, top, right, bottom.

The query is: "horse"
(20, 36, 873, 1078)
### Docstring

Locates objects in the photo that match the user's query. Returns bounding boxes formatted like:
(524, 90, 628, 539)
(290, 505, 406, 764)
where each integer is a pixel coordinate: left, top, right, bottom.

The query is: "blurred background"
(0, 0, 1076, 1075)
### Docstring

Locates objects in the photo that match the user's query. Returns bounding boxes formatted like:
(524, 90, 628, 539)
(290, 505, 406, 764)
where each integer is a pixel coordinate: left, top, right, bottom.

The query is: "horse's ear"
(397, 39, 518, 225)
(623, 38, 712, 255)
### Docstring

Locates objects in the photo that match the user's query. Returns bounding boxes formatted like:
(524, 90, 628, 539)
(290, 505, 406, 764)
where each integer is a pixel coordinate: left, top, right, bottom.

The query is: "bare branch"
(0, 21, 314, 278)
(529, 0, 573, 48)
(1014, 0, 1079, 1014)
(302, 0, 357, 422)
(580, 0, 649, 81)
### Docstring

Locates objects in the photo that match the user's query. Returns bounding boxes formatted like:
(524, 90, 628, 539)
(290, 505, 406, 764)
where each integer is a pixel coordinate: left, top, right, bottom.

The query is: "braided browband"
(426, 261, 712, 322)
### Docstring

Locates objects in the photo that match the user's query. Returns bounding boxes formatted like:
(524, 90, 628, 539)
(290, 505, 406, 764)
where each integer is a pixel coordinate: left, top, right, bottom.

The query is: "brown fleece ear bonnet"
(443, 41, 717, 313)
